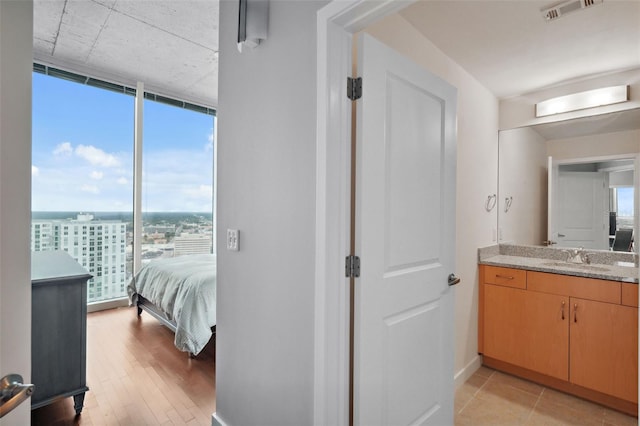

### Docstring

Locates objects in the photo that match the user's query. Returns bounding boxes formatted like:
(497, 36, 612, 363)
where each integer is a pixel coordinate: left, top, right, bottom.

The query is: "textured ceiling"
(33, 1, 640, 111)
(34, 0, 219, 108)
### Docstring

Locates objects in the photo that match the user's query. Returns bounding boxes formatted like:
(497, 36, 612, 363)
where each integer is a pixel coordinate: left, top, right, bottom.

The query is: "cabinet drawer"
(483, 265, 526, 289)
(622, 283, 639, 307)
(528, 271, 620, 304)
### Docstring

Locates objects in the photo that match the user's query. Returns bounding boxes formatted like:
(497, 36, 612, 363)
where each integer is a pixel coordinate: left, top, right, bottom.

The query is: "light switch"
(227, 229, 239, 251)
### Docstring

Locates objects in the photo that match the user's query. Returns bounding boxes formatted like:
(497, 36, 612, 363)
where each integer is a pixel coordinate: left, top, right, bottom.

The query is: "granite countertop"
(479, 244, 639, 284)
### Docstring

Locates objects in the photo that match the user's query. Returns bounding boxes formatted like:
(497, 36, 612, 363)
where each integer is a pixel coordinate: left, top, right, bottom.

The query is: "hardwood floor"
(31, 306, 216, 426)
(34, 306, 637, 425)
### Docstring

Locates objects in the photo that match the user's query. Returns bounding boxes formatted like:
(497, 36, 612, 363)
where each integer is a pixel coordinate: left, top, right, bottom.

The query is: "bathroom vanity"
(478, 244, 638, 416)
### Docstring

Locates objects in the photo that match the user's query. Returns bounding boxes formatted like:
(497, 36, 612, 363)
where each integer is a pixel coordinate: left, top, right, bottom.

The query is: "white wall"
(547, 129, 640, 160)
(498, 127, 548, 245)
(217, 3, 499, 424)
(610, 170, 634, 187)
(215, 1, 327, 425)
(0, 1, 32, 425)
(364, 14, 499, 384)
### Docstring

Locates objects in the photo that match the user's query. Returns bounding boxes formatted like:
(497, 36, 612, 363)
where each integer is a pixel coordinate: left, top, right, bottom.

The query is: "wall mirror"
(497, 108, 640, 253)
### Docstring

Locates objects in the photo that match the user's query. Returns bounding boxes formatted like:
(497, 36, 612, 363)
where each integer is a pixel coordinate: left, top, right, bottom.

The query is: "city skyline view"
(31, 210, 214, 303)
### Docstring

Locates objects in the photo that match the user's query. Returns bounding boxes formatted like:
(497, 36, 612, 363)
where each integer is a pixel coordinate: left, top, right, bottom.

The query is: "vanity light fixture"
(535, 85, 629, 117)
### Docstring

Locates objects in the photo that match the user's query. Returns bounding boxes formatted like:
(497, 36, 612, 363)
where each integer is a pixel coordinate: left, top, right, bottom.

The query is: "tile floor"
(456, 366, 638, 426)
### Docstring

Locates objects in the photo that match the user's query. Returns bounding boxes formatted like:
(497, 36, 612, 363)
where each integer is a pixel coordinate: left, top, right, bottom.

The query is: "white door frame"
(0, 1, 33, 424)
(314, 2, 417, 425)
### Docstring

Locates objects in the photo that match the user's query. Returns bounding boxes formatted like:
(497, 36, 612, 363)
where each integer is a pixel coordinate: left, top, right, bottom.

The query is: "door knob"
(0, 374, 35, 418)
(448, 273, 461, 286)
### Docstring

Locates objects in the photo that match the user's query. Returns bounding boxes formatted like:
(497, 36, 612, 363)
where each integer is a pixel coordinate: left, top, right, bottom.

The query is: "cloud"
(32, 165, 39, 177)
(184, 184, 213, 199)
(53, 142, 73, 156)
(206, 127, 216, 151)
(80, 184, 100, 194)
(75, 144, 121, 168)
(90, 171, 104, 180)
(117, 177, 128, 185)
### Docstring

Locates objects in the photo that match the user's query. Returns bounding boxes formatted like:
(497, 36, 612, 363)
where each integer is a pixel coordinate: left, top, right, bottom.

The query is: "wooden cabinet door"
(570, 298, 638, 403)
(484, 284, 569, 380)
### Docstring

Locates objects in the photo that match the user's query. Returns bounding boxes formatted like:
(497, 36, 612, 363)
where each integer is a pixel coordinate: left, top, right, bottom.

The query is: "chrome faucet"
(564, 247, 590, 264)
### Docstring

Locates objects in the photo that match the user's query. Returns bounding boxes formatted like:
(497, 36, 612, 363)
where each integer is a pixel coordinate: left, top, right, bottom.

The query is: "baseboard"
(212, 412, 228, 426)
(211, 356, 482, 426)
(454, 354, 483, 390)
(87, 296, 129, 313)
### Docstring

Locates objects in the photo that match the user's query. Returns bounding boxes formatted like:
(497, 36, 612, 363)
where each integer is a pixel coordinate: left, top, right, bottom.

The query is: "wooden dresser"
(31, 250, 92, 414)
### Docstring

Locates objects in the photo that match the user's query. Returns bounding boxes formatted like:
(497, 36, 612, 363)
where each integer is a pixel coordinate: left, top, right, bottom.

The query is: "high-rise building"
(174, 233, 212, 257)
(31, 214, 128, 303)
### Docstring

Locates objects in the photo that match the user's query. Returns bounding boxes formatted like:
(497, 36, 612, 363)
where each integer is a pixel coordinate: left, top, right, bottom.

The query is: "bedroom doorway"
(31, 69, 216, 311)
(30, 68, 218, 423)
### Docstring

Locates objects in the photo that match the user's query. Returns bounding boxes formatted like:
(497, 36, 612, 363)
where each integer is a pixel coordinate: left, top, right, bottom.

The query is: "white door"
(550, 168, 608, 249)
(353, 34, 457, 426)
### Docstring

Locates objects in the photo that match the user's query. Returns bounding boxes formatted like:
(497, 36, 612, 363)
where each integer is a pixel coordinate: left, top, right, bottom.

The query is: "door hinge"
(347, 77, 362, 101)
(345, 255, 360, 278)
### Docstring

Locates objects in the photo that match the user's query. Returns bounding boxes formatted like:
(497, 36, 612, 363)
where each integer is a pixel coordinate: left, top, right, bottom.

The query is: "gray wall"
(216, 1, 327, 425)
(0, 1, 33, 425)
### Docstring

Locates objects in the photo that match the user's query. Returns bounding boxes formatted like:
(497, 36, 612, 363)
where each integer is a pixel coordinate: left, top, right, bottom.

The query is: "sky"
(32, 73, 215, 213)
(617, 187, 634, 217)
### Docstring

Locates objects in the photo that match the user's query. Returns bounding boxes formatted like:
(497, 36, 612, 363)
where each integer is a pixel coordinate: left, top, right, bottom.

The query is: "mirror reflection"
(498, 109, 640, 253)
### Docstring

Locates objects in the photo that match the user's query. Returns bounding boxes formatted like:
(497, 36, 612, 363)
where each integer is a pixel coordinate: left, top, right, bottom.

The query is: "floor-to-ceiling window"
(141, 98, 214, 262)
(32, 72, 134, 303)
(32, 67, 216, 306)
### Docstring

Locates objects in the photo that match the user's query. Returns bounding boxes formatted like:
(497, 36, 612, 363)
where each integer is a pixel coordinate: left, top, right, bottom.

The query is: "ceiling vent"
(541, 0, 603, 21)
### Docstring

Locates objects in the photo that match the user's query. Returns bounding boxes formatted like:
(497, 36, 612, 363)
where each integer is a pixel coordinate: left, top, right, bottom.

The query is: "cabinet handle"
(574, 303, 578, 323)
(561, 301, 565, 320)
(495, 275, 514, 280)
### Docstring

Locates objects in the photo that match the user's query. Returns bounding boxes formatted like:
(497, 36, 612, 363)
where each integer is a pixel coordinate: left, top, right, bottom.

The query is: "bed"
(127, 254, 216, 356)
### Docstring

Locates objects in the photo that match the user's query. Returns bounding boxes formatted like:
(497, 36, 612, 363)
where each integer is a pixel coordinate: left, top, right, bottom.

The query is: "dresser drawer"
(483, 265, 526, 289)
